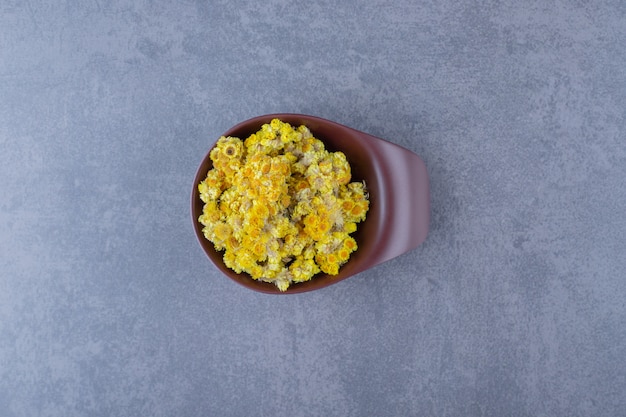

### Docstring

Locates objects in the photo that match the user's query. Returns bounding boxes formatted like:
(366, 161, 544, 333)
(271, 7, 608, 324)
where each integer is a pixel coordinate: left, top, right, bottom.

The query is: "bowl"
(191, 114, 429, 294)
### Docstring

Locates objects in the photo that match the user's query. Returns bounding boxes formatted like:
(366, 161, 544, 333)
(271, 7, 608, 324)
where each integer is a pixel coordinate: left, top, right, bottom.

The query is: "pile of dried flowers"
(198, 119, 369, 291)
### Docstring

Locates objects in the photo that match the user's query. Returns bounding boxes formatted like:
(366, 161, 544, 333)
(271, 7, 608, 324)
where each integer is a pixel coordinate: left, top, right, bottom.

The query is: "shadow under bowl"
(191, 113, 430, 294)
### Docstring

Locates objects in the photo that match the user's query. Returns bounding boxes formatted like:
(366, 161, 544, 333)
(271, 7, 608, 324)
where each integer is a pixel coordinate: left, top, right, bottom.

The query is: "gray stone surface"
(1, 1, 625, 416)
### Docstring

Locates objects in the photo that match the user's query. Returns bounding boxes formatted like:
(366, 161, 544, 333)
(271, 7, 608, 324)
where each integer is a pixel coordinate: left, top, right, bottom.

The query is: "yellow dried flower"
(198, 119, 369, 291)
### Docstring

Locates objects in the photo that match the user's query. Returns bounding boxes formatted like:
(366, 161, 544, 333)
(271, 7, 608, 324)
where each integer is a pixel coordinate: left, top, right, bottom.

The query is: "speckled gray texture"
(1, 1, 625, 416)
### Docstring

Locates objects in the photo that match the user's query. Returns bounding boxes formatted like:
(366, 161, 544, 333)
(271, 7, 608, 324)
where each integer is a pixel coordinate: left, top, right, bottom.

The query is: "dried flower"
(198, 119, 369, 291)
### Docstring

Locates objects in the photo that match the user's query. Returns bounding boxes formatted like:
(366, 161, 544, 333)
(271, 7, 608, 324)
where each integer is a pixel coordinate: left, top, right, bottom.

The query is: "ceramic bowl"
(191, 114, 429, 294)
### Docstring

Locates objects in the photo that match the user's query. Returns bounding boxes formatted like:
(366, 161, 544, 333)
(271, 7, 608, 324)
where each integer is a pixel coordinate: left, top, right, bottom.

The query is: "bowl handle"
(360, 132, 430, 268)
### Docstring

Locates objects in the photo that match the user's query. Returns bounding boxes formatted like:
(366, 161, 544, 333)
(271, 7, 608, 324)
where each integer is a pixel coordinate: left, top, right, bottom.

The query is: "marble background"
(1, 1, 625, 416)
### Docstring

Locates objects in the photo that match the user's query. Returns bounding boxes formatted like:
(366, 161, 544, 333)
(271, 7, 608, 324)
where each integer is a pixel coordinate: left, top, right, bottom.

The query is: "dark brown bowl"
(191, 114, 430, 294)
